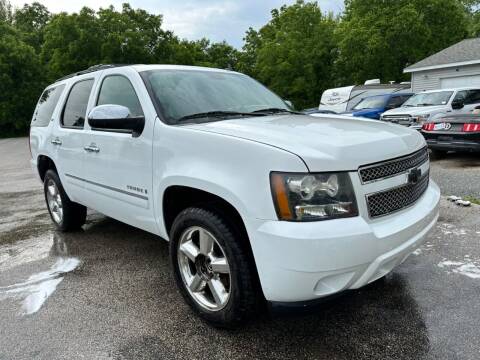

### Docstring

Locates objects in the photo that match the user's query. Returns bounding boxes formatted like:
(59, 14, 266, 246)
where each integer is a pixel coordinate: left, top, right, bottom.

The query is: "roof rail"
(55, 64, 129, 82)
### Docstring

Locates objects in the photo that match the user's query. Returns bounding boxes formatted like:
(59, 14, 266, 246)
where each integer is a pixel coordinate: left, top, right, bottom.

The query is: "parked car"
(29, 64, 440, 327)
(343, 93, 413, 120)
(421, 113, 480, 157)
(381, 87, 480, 129)
(318, 81, 411, 113)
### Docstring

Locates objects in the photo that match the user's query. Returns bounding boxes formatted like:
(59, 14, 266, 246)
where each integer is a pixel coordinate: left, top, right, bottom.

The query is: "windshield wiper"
(251, 108, 302, 115)
(417, 103, 434, 106)
(177, 110, 265, 122)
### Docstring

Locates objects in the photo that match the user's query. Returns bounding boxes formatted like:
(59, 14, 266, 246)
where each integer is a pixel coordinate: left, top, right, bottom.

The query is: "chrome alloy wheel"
(177, 226, 231, 311)
(46, 179, 63, 224)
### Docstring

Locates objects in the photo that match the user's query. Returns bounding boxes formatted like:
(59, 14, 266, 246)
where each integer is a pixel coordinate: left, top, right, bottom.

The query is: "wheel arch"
(163, 185, 248, 240)
(37, 155, 58, 181)
(162, 185, 264, 299)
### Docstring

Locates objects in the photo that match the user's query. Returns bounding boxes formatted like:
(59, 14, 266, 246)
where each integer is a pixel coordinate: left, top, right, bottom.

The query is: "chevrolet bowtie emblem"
(407, 168, 421, 184)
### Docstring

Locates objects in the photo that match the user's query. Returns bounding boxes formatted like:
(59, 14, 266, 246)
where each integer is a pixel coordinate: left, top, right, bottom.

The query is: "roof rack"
(55, 64, 129, 82)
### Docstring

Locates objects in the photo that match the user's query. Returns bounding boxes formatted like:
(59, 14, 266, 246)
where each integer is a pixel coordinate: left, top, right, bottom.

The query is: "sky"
(8, 0, 344, 48)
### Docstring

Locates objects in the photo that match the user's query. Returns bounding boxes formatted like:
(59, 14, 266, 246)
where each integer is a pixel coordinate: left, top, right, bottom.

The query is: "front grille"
(382, 115, 413, 126)
(366, 173, 429, 218)
(359, 147, 428, 183)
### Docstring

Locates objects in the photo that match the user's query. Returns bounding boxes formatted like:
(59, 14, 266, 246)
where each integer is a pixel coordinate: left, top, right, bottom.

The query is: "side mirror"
(284, 100, 294, 109)
(88, 104, 145, 137)
(451, 99, 464, 110)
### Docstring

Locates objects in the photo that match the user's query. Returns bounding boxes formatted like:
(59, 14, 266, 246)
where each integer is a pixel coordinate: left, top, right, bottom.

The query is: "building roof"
(404, 38, 480, 73)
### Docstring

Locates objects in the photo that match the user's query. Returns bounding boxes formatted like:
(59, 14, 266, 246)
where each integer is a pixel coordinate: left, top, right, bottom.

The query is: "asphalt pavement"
(1, 138, 479, 360)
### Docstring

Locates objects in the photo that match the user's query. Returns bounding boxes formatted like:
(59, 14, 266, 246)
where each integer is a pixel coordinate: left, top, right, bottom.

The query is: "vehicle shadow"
(430, 150, 480, 168)
(54, 214, 429, 360)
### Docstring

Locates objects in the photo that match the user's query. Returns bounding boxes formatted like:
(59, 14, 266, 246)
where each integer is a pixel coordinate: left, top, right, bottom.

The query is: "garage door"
(441, 74, 480, 88)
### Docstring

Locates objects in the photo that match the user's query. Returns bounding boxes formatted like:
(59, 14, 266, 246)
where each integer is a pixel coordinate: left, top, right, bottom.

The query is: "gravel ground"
(429, 151, 480, 199)
(1, 138, 480, 360)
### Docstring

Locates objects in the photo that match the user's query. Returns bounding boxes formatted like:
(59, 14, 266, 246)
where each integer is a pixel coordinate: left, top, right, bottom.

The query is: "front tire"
(169, 207, 257, 327)
(44, 169, 86, 232)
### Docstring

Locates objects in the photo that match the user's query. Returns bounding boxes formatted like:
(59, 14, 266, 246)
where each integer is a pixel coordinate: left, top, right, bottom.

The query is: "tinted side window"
(453, 90, 468, 102)
(386, 96, 406, 108)
(31, 84, 66, 127)
(62, 79, 94, 128)
(97, 76, 143, 116)
(464, 90, 480, 105)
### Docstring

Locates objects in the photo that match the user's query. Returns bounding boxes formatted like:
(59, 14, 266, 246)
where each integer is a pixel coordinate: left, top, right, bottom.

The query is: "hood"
(383, 105, 445, 116)
(184, 114, 425, 171)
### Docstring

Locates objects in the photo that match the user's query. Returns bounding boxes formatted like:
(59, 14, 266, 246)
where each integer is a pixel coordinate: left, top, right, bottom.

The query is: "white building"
(404, 38, 480, 92)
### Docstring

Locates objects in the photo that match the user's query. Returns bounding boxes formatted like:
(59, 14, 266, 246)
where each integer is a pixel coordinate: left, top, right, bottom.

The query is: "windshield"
(402, 91, 453, 107)
(353, 95, 386, 110)
(142, 70, 290, 123)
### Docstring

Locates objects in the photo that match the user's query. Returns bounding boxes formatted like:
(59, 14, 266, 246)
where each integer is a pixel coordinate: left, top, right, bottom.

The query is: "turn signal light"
(463, 123, 480, 132)
(422, 123, 435, 131)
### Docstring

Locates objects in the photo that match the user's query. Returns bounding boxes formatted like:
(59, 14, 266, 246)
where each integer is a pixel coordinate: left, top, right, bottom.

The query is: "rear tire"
(44, 169, 86, 232)
(169, 207, 258, 327)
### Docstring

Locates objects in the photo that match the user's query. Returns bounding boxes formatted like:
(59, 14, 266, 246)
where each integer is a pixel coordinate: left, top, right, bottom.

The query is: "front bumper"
(248, 181, 440, 302)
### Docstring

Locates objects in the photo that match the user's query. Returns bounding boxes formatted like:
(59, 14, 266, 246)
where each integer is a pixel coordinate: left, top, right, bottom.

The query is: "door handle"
(51, 137, 62, 146)
(84, 144, 100, 153)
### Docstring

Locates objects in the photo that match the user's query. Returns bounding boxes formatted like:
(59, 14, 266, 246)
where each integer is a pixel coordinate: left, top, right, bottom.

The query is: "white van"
(319, 82, 411, 113)
(381, 87, 480, 129)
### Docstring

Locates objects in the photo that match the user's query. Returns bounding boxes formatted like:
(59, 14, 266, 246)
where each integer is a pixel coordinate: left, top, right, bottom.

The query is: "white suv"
(381, 87, 480, 129)
(29, 64, 440, 327)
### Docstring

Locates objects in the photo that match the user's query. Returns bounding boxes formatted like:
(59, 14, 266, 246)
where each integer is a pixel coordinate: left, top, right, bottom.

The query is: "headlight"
(413, 114, 430, 124)
(270, 172, 358, 221)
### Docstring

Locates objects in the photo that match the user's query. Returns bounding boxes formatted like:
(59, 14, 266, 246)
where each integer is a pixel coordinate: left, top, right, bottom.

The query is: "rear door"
(30, 83, 66, 168)
(82, 68, 157, 234)
(50, 75, 98, 204)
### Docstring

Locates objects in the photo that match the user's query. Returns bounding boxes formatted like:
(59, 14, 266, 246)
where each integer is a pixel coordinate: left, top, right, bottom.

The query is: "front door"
(82, 69, 157, 234)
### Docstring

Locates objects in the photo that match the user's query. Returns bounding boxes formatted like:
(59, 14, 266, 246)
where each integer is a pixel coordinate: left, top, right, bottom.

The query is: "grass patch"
(463, 196, 480, 205)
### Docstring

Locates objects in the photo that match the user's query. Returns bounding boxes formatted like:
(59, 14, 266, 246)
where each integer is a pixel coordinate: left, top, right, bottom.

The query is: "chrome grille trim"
(382, 115, 414, 126)
(366, 172, 429, 218)
(358, 147, 429, 184)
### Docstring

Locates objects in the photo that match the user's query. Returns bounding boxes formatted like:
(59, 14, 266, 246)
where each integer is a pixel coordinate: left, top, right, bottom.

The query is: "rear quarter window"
(31, 84, 66, 127)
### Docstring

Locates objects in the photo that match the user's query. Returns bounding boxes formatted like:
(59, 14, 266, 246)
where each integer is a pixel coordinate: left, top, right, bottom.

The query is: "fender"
(156, 176, 251, 239)
(152, 122, 308, 239)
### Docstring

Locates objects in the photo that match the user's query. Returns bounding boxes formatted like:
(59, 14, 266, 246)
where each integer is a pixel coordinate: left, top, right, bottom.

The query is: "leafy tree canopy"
(336, 0, 470, 84)
(1, 0, 479, 136)
(0, 22, 44, 136)
(239, 1, 338, 109)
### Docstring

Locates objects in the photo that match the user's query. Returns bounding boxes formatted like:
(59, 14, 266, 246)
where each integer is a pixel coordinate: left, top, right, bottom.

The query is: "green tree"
(237, 27, 261, 76)
(239, 1, 338, 109)
(41, 9, 101, 80)
(13, 2, 51, 51)
(0, 23, 44, 137)
(41, 4, 177, 80)
(335, 0, 470, 84)
(0, 0, 12, 23)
